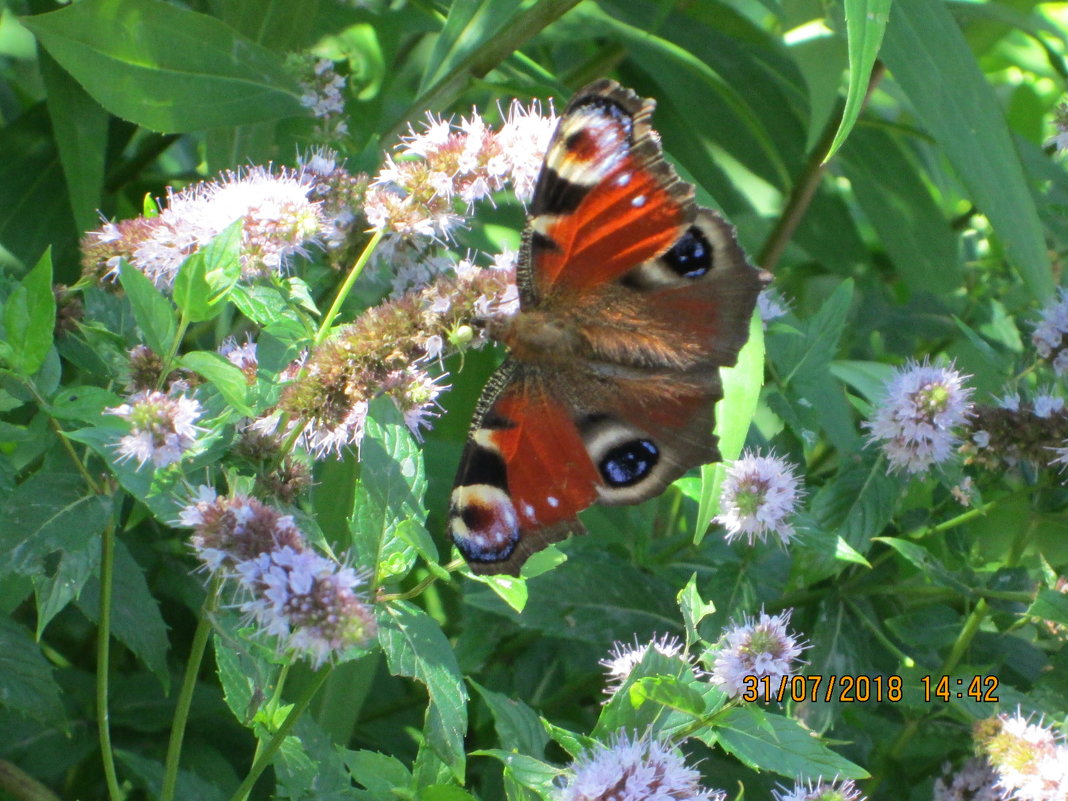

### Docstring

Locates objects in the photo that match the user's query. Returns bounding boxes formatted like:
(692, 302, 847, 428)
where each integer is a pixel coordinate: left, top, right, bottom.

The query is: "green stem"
(160, 580, 220, 801)
(159, 313, 191, 390)
(228, 668, 332, 801)
(96, 519, 122, 801)
(313, 228, 384, 347)
(900, 490, 1029, 540)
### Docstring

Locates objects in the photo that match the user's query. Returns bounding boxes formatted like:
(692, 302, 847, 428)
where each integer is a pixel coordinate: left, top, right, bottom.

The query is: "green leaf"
(627, 676, 707, 718)
(696, 311, 764, 542)
(1027, 587, 1068, 627)
(23, 0, 305, 133)
(3, 248, 56, 376)
(33, 536, 100, 637)
(715, 706, 869, 779)
(172, 221, 242, 323)
(678, 574, 716, 647)
(768, 279, 853, 387)
(825, 0, 892, 161)
(874, 537, 975, 595)
(840, 126, 964, 294)
(811, 452, 903, 555)
(39, 50, 108, 233)
(0, 616, 66, 726)
(115, 749, 226, 801)
(342, 749, 413, 799)
(118, 260, 177, 357)
(179, 351, 254, 417)
(470, 750, 560, 792)
(352, 399, 428, 583)
(0, 468, 111, 576)
(419, 0, 521, 95)
(78, 539, 171, 687)
(881, 0, 1052, 300)
(49, 385, 124, 423)
(471, 680, 549, 757)
(378, 601, 468, 779)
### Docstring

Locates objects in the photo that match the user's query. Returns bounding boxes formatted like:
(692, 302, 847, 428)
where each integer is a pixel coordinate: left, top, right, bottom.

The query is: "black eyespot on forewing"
(662, 226, 713, 278)
(599, 439, 659, 487)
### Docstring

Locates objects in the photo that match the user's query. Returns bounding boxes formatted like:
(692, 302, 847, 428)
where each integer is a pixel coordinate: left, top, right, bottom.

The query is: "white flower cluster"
(107, 390, 203, 469)
(557, 732, 725, 801)
(982, 711, 1068, 801)
(364, 99, 557, 239)
(87, 166, 325, 289)
(866, 360, 973, 474)
(933, 757, 1002, 801)
(1033, 289, 1068, 376)
(772, 778, 864, 801)
(179, 487, 376, 666)
(715, 450, 803, 545)
(709, 609, 806, 698)
(599, 634, 685, 694)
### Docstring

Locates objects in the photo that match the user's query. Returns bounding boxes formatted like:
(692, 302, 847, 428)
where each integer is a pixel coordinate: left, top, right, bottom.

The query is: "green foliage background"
(1, 0, 1067, 800)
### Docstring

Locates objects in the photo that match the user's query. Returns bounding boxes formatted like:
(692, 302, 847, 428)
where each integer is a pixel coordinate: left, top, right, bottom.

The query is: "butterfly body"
(450, 80, 768, 575)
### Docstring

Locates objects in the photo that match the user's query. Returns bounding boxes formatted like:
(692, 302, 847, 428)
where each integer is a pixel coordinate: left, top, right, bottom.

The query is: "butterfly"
(449, 79, 768, 576)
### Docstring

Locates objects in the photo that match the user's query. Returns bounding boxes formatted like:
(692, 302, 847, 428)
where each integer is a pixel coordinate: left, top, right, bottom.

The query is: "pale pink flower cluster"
(298, 59, 347, 127)
(557, 732, 725, 801)
(178, 487, 375, 666)
(599, 634, 686, 694)
(715, 450, 803, 545)
(772, 778, 864, 801)
(84, 166, 325, 289)
(933, 757, 1001, 801)
(219, 337, 258, 384)
(981, 711, 1068, 801)
(1033, 289, 1068, 376)
(365, 99, 557, 239)
(107, 390, 202, 469)
(866, 360, 973, 474)
(708, 609, 806, 698)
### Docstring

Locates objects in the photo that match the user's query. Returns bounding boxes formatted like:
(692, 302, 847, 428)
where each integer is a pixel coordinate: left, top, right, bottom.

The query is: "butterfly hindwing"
(450, 80, 768, 576)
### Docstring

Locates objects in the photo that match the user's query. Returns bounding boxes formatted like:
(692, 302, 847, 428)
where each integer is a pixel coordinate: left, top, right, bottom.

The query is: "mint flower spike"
(715, 450, 803, 546)
(363, 98, 558, 238)
(976, 710, 1068, 801)
(1033, 289, 1068, 376)
(932, 756, 1000, 801)
(107, 389, 203, 469)
(709, 608, 807, 699)
(82, 165, 326, 289)
(865, 359, 974, 475)
(772, 777, 865, 801)
(557, 731, 726, 801)
(599, 634, 686, 695)
(178, 488, 376, 666)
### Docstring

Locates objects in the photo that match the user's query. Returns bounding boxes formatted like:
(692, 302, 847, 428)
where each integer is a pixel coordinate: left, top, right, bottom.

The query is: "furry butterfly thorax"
(449, 79, 769, 576)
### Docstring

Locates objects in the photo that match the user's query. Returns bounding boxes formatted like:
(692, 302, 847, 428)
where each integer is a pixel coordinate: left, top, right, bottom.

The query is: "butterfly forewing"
(450, 80, 767, 576)
(524, 81, 695, 298)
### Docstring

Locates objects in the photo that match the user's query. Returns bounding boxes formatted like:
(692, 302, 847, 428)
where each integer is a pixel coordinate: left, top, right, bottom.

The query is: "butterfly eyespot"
(631, 195, 647, 208)
(662, 225, 713, 278)
(598, 438, 660, 487)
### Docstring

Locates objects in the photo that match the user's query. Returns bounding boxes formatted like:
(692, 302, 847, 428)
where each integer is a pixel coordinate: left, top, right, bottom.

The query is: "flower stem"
(160, 579, 220, 801)
(228, 667, 332, 801)
(314, 228, 384, 347)
(96, 519, 122, 801)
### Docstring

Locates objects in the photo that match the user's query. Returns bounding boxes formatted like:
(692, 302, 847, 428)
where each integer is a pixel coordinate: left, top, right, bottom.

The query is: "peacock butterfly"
(449, 79, 768, 576)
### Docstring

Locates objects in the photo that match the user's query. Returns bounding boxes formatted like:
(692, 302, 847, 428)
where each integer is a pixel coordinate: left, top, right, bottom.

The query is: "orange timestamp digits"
(740, 674, 904, 703)
(739, 674, 1001, 703)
